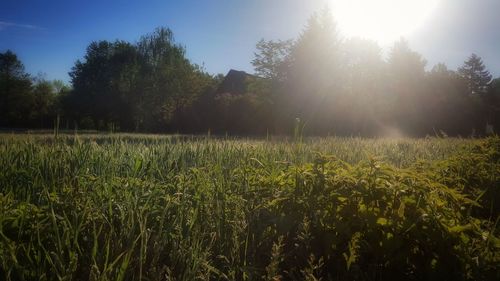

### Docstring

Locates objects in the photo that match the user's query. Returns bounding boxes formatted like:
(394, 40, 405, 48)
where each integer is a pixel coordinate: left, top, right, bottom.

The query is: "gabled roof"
(215, 69, 258, 95)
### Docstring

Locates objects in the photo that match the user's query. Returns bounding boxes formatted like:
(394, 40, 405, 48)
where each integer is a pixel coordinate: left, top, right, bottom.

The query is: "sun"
(330, 0, 440, 45)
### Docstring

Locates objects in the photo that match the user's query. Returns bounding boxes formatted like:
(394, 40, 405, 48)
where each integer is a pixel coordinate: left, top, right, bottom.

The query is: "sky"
(1, 0, 499, 83)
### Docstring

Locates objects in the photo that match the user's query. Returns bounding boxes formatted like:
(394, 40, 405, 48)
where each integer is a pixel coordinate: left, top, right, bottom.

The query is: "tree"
(386, 38, 427, 135)
(458, 53, 492, 96)
(67, 27, 216, 132)
(51, 79, 71, 95)
(489, 78, 500, 105)
(136, 27, 214, 132)
(252, 39, 292, 81)
(287, 8, 341, 92)
(280, 8, 343, 134)
(31, 77, 57, 128)
(69, 40, 141, 130)
(387, 39, 427, 85)
(251, 39, 292, 133)
(338, 38, 386, 135)
(0, 50, 33, 127)
(484, 77, 500, 132)
(425, 63, 481, 135)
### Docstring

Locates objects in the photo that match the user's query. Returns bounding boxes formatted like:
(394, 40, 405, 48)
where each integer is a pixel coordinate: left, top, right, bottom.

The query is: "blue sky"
(1, 0, 499, 82)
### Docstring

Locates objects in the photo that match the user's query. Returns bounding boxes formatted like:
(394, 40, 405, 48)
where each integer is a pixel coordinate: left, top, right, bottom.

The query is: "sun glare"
(330, 0, 440, 45)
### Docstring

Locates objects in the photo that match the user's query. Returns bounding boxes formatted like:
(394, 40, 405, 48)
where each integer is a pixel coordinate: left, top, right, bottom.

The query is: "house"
(215, 69, 258, 95)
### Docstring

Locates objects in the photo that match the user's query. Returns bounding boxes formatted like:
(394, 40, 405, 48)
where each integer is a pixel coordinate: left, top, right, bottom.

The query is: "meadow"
(0, 134, 499, 280)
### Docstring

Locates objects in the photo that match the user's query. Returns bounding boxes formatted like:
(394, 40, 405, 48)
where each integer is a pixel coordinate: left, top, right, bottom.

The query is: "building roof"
(215, 69, 258, 95)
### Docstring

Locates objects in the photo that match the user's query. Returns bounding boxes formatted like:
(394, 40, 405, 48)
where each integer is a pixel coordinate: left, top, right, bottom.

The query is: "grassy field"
(0, 134, 499, 280)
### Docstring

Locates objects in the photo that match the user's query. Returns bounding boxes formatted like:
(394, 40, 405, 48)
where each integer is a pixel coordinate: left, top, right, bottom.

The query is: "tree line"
(1, 11, 500, 136)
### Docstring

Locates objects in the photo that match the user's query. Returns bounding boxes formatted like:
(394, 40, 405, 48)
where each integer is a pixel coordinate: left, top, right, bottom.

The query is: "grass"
(0, 134, 499, 280)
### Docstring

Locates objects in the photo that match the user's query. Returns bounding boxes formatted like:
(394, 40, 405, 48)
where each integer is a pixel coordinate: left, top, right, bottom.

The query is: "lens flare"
(330, 0, 440, 44)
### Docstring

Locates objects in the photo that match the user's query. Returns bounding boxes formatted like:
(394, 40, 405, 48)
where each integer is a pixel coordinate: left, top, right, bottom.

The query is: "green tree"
(69, 40, 141, 130)
(0, 50, 33, 127)
(489, 78, 500, 105)
(426, 63, 481, 135)
(136, 27, 213, 131)
(386, 38, 427, 135)
(337, 38, 386, 136)
(281, 8, 343, 134)
(485, 77, 500, 132)
(252, 39, 292, 81)
(68, 27, 215, 132)
(251, 39, 292, 133)
(31, 77, 57, 128)
(51, 79, 71, 95)
(458, 53, 492, 96)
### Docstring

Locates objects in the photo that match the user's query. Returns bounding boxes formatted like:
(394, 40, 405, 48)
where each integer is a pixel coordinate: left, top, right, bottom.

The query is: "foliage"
(458, 54, 492, 96)
(252, 39, 292, 82)
(2, 15, 500, 136)
(0, 50, 71, 129)
(0, 134, 499, 280)
(0, 50, 34, 127)
(64, 27, 217, 133)
(249, 13, 499, 137)
(68, 40, 140, 131)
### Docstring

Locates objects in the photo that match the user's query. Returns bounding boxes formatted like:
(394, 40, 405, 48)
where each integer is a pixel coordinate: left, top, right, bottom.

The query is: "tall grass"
(0, 134, 498, 280)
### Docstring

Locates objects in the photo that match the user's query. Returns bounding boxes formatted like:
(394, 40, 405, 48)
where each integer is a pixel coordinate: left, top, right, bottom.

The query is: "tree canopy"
(1, 15, 500, 136)
(458, 53, 492, 96)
